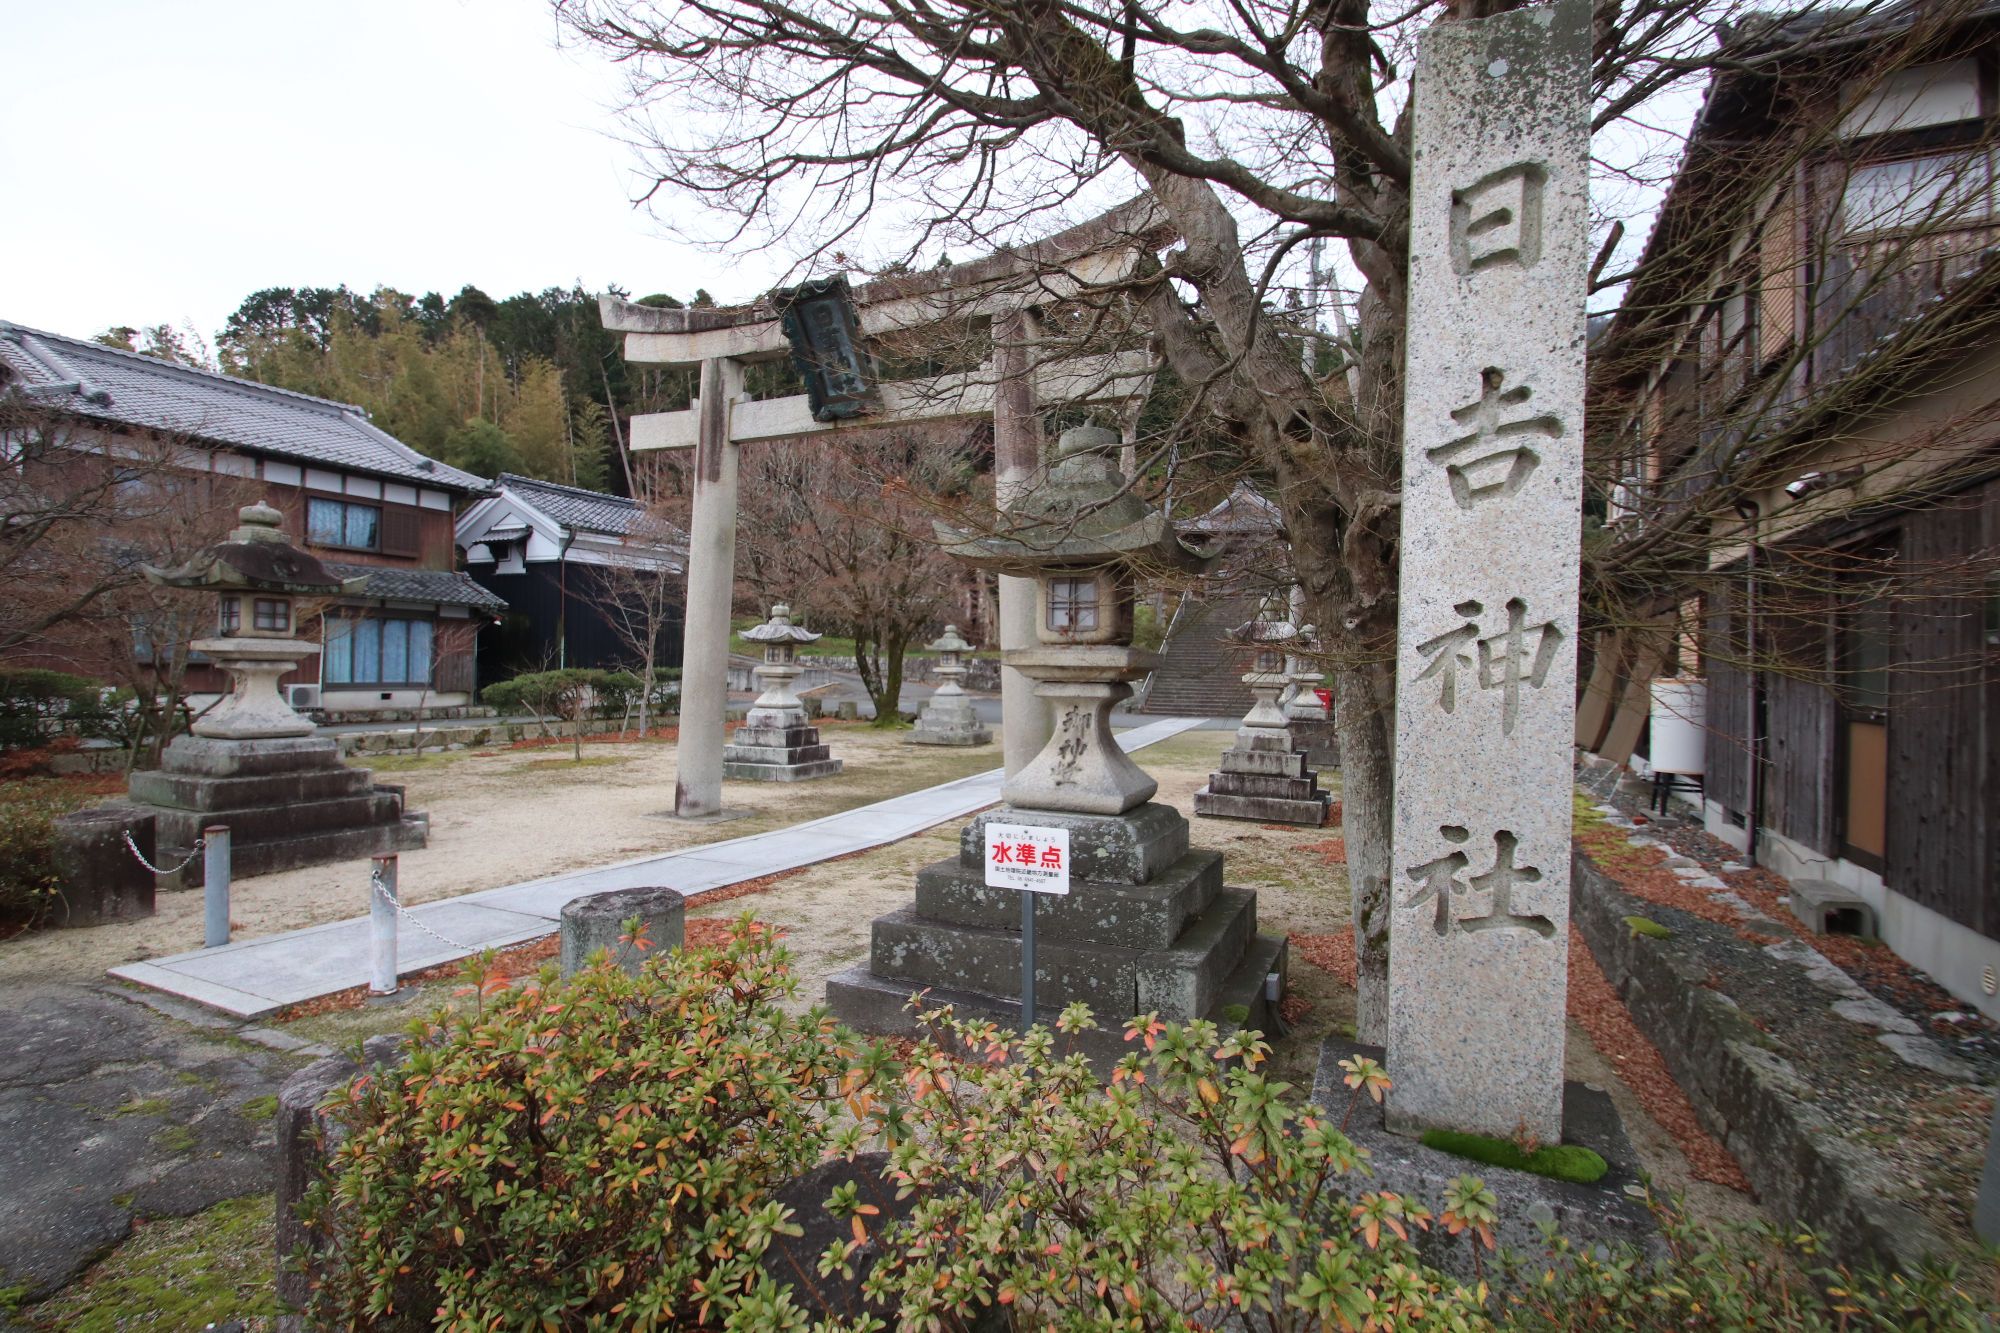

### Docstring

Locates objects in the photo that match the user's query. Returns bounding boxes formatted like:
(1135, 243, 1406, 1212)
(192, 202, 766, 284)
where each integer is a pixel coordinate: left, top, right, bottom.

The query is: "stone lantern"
(143, 503, 364, 739)
(720, 604, 843, 781)
(827, 425, 1291, 1052)
(933, 425, 1211, 812)
(1195, 595, 1332, 825)
(907, 624, 990, 747)
(126, 502, 427, 885)
(1286, 622, 1331, 723)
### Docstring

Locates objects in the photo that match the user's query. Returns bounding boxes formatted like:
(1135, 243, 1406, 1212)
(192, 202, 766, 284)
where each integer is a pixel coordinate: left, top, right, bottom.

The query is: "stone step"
(866, 887, 1258, 1022)
(160, 814, 429, 888)
(128, 766, 375, 812)
(1203, 770, 1324, 800)
(159, 735, 348, 778)
(721, 757, 844, 782)
(955, 803, 1188, 886)
(825, 928, 1289, 1071)
(1192, 787, 1330, 826)
(722, 742, 834, 766)
(730, 724, 825, 749)
(914, 850, 1223, 951)
(151, 792, 407, 848)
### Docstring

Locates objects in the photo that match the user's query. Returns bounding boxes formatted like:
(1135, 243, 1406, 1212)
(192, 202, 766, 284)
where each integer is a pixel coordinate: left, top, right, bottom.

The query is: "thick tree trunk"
(1130, 162, 1407, 1044)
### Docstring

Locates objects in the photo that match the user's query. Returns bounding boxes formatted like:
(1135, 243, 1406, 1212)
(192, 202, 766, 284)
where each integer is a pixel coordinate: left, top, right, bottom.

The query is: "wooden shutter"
(1760, 189, 1799, 360)
(379, 503, 423, 558)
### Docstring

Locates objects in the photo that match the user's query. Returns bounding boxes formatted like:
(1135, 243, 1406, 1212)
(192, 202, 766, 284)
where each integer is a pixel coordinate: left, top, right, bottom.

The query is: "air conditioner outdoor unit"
(287, 684, 321, 710)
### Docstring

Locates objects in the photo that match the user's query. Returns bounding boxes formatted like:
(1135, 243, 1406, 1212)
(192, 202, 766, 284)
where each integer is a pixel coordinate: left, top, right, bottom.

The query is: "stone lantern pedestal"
(721, 605, 844, 781)
(828, 428, 1289, 1052)
(1195, 599, 1332, 826)
(907, 625, 990, 746)
(124, 503, 428, 887)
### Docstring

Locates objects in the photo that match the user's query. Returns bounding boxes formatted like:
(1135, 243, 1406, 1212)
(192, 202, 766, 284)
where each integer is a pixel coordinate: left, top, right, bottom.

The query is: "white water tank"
(1649, 678, 1706, 776)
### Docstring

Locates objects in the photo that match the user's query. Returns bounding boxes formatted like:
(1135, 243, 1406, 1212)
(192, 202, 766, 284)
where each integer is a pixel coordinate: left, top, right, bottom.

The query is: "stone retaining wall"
(1571, 847, 1947, 1272)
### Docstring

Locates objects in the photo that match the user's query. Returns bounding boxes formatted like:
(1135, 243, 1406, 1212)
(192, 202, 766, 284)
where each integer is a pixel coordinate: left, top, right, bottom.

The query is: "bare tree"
(732, 431, 969, 723)
(579, 549, 684, 738)
(556, 0, 1981, 1038)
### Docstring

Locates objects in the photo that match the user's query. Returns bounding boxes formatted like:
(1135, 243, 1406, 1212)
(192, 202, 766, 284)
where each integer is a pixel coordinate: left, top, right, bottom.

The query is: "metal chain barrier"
(124, 830, 206, 877)
(371, 869, 478, 954)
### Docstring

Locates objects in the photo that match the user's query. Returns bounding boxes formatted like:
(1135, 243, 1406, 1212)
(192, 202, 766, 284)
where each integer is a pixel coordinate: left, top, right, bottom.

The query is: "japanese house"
(456, 473, 686, 679)
(1586, 15, 2000, 1012)
(0, 320, 505, 718)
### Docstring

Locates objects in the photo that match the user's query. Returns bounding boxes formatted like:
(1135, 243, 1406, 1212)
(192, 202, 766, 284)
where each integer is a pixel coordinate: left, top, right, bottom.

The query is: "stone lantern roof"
(936, 426, 1214, 577)
(142, 503, 364, 596)
(926, 624, 973, 655)
(1228, 595, 1298, 645)
(740, 604, 823, 646)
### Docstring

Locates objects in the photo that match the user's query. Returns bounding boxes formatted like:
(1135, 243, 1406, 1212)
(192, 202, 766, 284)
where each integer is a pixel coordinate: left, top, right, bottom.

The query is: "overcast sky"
(0, 0, 777, 348)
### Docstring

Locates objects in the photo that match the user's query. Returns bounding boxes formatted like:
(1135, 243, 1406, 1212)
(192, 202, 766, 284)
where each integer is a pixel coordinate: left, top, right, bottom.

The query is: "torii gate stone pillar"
(675, 356, 745, 818)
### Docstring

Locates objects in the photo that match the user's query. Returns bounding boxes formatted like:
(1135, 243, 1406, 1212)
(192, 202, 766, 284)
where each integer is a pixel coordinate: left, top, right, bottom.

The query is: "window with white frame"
(307, 496, 381, 551)
(1842, 150, 1997, 235)
(322, 614, 434, 686)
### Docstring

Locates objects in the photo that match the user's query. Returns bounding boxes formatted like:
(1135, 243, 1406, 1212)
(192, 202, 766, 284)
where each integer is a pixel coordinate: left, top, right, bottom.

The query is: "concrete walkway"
(109, 717, 1214, 1018)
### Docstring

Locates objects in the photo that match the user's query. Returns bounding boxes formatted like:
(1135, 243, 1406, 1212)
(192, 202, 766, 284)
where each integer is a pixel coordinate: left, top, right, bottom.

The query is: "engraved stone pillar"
(1386, 0, 1590, 1143)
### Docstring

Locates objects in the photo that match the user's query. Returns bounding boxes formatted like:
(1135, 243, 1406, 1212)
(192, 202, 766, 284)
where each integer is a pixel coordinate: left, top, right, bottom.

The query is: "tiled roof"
(0, 320, 488, 493)
(323, 562, 508, 612)
(495, 473, 681, 541)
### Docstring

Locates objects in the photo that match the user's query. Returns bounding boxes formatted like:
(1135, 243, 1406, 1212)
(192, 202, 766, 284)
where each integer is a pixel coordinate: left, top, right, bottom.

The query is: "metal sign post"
(984, 823, 1071, 1033)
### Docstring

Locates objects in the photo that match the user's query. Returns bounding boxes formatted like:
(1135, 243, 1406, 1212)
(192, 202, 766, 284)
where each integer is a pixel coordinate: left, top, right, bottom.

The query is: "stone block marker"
(50, 806, 156, 926)
(560, 886, 686, 977)
(1386, 0, 1590, 1143)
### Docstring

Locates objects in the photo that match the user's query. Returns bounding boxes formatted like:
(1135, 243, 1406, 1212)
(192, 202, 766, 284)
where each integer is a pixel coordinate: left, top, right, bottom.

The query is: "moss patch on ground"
(1419, 1129, 1609, 1184)
(17, 1195, 281, 1332)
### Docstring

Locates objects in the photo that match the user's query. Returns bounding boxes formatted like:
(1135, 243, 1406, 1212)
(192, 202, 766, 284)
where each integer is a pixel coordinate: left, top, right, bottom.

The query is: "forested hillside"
(99, 285, 711, 493)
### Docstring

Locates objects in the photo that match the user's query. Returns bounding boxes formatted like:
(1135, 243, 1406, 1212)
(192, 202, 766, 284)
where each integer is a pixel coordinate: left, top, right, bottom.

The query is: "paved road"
(0, 983, 311, 1304)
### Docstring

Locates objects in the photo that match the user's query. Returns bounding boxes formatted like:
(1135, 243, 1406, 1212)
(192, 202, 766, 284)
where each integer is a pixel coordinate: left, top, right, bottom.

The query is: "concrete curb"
(1570, 847, 1949, 1272)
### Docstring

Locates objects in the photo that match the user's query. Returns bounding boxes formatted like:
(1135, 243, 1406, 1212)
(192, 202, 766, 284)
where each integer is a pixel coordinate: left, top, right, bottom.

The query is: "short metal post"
(1021, 892, 1036, 1034)
(370, 853, 399, 996)
(202, 826, 231, 948)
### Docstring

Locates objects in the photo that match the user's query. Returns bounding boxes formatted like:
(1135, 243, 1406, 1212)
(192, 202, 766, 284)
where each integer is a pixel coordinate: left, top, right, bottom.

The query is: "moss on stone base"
(1419, 1129, 1609, 1184)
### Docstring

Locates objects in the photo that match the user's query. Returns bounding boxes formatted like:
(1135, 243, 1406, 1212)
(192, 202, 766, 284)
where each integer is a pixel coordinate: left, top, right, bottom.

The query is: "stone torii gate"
(600, 204, 1165, 819)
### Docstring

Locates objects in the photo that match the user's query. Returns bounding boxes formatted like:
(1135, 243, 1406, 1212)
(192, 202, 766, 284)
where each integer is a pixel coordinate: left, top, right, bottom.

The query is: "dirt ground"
(0, 723, 996, 988)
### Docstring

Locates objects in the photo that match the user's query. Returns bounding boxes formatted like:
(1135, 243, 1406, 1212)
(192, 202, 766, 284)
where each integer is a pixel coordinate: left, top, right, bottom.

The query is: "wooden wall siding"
(1705, 600, 1754, 813)
(1764, 667, 1837, 856)
(1886, 483, 1997, 940)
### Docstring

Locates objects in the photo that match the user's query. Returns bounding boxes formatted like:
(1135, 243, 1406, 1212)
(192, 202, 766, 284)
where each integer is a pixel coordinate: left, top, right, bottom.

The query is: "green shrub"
(297, 918, 865, 1331)
(0, 779, 100, 925)
(826, 1005, 1998, 1332)
(1497, 1202, 1994, 1331)
(823, 1005, 1488, 1331)
(1418, 1129, 1607, 1184)
(0, 669, 117, 751)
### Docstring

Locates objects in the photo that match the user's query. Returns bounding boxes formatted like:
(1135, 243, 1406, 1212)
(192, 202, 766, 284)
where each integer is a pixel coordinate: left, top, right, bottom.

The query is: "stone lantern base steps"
(126, 736, 427, 888)
(720, 721, 844, 781)
(827, 802, 1288, 1050)
(1193, 728, 1333, 826)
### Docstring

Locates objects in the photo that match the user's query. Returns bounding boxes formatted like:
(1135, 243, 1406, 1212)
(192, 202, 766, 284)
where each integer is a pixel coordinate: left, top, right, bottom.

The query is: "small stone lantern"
(937, 425, 1211, 813)
(720, 604, 843, 780)
(1195, 595, 1332, 825)
(142, 503, 362, 740)
(1286, 622, 1331, 723)
(908, 624, 991, 746)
